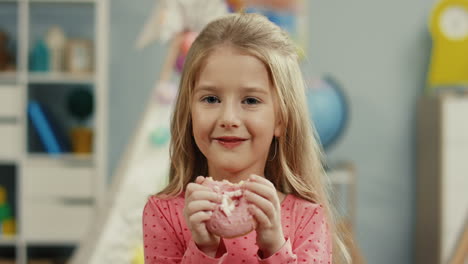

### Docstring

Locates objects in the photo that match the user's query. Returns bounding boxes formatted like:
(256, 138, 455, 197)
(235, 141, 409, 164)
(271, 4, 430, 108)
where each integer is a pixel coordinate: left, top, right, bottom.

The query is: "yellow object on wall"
(428, 0, 468, 87)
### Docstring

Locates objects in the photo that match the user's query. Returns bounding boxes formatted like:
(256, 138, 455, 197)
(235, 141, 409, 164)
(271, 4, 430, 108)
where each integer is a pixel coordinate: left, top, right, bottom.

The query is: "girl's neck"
(208, 166, 263, 183)
(208, 170, 255, 183)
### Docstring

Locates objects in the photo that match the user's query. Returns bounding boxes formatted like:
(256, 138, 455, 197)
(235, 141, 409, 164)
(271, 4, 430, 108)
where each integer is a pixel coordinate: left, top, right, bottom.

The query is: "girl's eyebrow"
(194, 85, 217, 93)
(242, 86, 268, 95)
(194, 85, 268, 95)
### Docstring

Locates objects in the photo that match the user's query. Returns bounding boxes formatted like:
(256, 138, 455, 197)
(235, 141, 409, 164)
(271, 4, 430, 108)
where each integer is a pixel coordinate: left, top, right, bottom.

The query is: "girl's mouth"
(214, 137, 247, 149)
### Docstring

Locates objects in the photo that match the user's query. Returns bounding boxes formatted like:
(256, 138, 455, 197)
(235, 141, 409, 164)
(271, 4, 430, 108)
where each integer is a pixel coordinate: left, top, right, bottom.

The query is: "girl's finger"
(248, 174, 275, 188)
(186, 182, 211, 196)
(188, 190, 221, 204)
(244, 190, 276, 220)
(189, 210, 213, 225)
(248, 204, 271, 228)
(185, 200, 217, 216)
(243, 181, 278, 207)
(185, 184, 219, 203)
(195, 175, 205, 184)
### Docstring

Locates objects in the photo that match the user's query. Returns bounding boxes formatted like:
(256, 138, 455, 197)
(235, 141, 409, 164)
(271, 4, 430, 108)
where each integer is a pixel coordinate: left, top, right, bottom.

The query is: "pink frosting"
(202, 178, 256, 238)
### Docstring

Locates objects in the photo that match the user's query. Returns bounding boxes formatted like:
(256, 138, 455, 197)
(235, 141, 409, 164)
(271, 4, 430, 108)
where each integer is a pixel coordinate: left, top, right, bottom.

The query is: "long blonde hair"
(158, 13, 351, 263)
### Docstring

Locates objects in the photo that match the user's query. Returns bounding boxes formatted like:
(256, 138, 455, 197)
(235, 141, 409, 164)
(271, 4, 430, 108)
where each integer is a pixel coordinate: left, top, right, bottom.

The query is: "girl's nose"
(219, 102, 240, 129)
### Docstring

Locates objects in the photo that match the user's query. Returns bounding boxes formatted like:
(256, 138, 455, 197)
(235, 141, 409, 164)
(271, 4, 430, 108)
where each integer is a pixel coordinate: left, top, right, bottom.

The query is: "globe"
(306, 76, 348, 149)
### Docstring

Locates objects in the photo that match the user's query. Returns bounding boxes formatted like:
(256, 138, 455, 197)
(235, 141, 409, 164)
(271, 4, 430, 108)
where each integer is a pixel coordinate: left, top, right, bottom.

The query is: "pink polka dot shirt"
(142, 193, 332, 263)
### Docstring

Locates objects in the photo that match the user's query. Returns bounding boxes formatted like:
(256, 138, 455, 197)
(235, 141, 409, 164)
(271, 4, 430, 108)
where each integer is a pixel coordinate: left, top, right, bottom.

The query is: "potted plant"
(66, 87, 94, 154)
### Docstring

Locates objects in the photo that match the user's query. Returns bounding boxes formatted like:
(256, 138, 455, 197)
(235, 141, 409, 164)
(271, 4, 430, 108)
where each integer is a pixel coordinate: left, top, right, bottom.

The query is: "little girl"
(143, 13, 350, 263)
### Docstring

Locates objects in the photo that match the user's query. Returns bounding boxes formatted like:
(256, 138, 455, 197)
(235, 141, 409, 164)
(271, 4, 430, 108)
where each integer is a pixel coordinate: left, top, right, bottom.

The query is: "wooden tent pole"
(450, 220, 468, 264)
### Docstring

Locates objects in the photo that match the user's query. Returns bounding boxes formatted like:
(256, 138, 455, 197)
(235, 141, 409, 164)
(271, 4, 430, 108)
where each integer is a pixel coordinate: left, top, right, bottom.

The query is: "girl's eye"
(201, 96, 220, 104)
(243, 97, 260, 105)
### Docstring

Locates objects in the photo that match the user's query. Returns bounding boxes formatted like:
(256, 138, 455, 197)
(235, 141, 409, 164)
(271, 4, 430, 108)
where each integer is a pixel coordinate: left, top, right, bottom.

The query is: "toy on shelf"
(29, 25, 93, 75)
(66, 39, 93, 74)
(30, 39, 50, 72)
(0, 185, 15, 236)
(45, 26, 67, 73)
(0, 29, 16, 72)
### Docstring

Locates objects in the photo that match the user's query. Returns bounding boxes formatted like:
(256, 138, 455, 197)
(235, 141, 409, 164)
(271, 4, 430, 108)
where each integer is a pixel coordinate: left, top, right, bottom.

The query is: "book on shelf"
(27, 101, 71, 154)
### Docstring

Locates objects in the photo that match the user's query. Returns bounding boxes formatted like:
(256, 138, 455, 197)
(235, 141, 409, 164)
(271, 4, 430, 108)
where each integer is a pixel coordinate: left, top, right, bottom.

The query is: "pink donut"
(202, 177, 256, 238)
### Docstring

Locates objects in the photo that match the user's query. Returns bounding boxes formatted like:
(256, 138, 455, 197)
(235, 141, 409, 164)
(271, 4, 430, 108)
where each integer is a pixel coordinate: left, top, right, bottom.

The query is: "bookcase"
(0, 0, 108, 263)
(415, 94, 468, 264)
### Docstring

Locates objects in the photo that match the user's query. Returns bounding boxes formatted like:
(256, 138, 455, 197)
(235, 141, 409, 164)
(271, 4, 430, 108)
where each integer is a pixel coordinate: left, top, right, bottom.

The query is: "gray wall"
(308, 1, 434, 263)
(108, 1, 166, 180)
(109, 1, 435, 263)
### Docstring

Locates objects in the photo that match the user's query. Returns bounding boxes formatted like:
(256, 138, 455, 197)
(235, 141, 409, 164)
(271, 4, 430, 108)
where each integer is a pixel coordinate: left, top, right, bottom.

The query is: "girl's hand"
(183, 176, 221, 257)
(243, 174, 286, 258)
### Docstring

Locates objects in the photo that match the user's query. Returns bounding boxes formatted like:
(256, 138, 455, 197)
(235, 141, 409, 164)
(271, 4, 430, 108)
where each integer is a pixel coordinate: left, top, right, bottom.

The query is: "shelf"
(0, 72, 17, 78)
(28, 73, 94, 85)
(1, 72, 95, 84)
(0, 116, 20, 123)
(24, 239, 78, 245)
(0, 158, 20, 164)
(0, 236, 17, 246)
(26, 153, 94, 165)
(0, 0, 94, 2)
(26, 244, 75, 264)
(0, 72, 17, 83)
(30, 0, 95, 3)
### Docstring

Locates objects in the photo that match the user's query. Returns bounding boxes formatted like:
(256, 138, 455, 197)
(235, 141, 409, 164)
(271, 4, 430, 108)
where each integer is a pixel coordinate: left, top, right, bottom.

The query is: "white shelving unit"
(0, 0, 108, 263)
(28, 72, 95, 84)
(416, 94, 468, 264)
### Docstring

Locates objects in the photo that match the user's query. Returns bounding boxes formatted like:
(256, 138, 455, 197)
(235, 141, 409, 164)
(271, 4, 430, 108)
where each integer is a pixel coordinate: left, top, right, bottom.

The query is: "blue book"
(40, 104, 72, 153)
(27, 101, 61, 154)
(27, 117, 46, 152)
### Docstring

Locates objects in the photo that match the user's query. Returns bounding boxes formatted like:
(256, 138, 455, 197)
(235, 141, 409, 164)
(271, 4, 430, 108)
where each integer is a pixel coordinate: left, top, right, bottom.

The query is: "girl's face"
(191, 46, 282, 182)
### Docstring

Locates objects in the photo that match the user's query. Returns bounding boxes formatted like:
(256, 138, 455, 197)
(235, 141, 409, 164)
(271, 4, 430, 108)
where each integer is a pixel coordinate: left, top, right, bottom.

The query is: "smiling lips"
(214, 136, 247, 149)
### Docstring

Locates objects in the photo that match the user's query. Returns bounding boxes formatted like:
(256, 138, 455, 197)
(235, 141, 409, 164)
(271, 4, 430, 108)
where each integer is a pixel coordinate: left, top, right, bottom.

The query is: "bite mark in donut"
(202, 177, 256, 238)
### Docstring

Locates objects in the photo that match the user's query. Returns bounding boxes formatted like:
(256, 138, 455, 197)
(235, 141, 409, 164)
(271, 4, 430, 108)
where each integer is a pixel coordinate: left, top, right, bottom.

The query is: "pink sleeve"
(143, 197, 185, 263)
(183, 239, 229, 263)
(256, 238, 296, 263)
(257, 205, 332, 264)
(142, 197, 229, 264)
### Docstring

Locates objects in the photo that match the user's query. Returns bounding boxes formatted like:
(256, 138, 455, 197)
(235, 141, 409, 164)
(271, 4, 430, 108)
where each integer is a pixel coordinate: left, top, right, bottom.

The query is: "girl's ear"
(274, 119, 283, 137)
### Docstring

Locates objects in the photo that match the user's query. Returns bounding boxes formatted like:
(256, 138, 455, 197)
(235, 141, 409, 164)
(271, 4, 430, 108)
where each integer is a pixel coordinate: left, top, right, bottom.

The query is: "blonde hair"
(158, 13, 351, 263)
